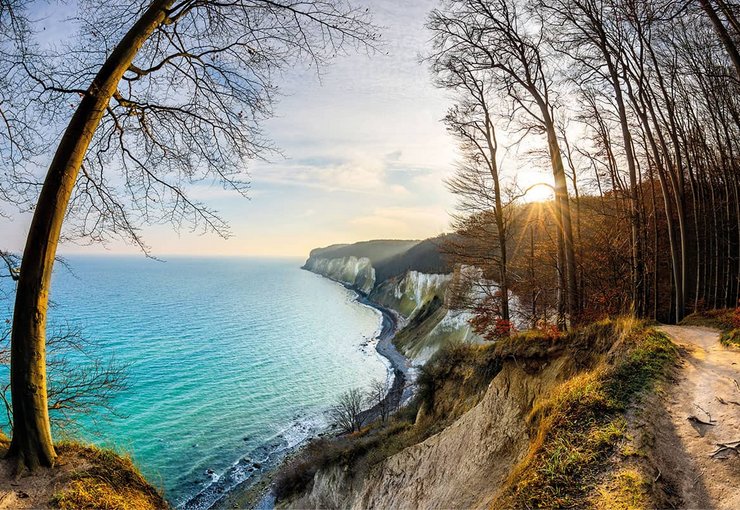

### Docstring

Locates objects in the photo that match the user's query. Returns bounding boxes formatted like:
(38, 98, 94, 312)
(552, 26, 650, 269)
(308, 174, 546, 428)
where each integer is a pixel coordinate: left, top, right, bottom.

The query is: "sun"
(515, 171, 554, 203)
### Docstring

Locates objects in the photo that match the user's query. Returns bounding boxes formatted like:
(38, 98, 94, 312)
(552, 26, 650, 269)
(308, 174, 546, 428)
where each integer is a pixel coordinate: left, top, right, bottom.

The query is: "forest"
(432, 0, 740, 332)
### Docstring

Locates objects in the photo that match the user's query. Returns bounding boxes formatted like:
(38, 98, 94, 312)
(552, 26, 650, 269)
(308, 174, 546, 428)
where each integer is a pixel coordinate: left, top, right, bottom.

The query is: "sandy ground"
(658, 325, 740, 509)
(0, 451, 90, 510)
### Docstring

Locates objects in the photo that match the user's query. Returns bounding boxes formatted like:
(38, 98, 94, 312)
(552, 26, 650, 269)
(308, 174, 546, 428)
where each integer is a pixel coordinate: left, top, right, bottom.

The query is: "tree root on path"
(695, 403, 714, 422)
(716, 396, 740, 406)
(710, 440, 740, 458)
(688, 415, 716, 426)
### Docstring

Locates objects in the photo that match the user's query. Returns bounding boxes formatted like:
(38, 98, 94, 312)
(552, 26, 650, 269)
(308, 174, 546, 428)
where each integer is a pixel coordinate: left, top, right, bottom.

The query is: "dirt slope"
(291, 356, 574, 510)
(658, 325, 740, 509)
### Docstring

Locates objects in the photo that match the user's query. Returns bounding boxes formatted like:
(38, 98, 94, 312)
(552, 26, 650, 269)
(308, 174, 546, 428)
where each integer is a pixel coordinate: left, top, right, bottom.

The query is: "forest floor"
(657, 325, 740, 509)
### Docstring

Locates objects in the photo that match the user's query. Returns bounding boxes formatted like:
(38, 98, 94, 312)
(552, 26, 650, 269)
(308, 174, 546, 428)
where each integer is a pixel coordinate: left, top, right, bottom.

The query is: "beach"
(206, 278, 414, 510)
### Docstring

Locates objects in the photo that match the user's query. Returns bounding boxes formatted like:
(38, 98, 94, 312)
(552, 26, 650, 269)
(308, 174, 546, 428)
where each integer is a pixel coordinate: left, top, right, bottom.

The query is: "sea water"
(0, 256, 388, 507)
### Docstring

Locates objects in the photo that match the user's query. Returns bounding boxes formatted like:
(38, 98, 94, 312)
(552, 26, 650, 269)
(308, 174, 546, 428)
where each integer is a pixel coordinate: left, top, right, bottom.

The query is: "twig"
(695, 404, 714, 422)
(716, 396, 740, 406)
(688, 415, 716, 426)
(710, 442, 740, 457)
(654, 469, 662, 483)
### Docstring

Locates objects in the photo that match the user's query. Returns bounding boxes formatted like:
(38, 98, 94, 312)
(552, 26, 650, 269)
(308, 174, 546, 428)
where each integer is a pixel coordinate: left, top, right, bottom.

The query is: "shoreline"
(206, 269, 413, 510)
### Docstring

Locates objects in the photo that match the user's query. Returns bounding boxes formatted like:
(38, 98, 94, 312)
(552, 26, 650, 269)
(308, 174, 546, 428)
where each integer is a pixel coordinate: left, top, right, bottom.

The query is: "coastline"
(206, 269, 413, 510)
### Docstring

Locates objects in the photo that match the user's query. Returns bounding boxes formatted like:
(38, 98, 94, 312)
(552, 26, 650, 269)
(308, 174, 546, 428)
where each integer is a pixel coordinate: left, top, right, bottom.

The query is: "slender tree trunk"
(543, 119, 579, 326)
(608, 63, 644, 316)
(530, 223, 537, 327)
(699, 0, 740, 79)
(7, 0, 174, 471)
(650, 166, 660, 320)
(483, 115, 509, 322)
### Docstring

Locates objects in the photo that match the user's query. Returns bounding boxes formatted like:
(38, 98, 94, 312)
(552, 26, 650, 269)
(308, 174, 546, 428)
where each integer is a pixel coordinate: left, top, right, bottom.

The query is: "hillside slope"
(278, 321, 740, 510)
(279, 319, 691, 509)
(303, 236, 479, 364)
(0, 438, 166, 510)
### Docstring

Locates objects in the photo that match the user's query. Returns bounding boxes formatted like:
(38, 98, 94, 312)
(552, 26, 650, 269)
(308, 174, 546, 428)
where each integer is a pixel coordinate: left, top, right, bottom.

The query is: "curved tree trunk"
(7, 0, 174, 471)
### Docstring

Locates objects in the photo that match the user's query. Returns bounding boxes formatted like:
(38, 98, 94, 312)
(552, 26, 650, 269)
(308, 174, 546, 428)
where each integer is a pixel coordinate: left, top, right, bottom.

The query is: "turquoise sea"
(0, 257, 389, 508)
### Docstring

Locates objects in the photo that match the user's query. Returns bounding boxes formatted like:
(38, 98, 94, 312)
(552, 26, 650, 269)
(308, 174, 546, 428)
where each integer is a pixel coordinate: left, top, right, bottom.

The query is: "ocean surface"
(0, 256, 389, 508)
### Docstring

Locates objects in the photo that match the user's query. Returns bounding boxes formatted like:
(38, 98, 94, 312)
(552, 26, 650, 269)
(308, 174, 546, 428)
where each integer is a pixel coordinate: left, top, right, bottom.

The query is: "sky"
(0, 0, 553, 258)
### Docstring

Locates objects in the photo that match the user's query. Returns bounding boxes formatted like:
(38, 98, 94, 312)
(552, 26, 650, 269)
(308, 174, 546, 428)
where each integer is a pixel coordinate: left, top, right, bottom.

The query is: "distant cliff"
(302, 236, 481, 364)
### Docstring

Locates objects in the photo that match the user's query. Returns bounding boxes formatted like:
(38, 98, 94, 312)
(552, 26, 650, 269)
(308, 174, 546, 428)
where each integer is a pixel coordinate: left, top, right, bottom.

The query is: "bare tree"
(1, 252, 127, 434)
(428, 34, 513, 324)
(329, 388, 366, 433)
(541, 0, 646, 317)
(0, 323, 128, 434)
(5, 0, 378, 470)
(0, 1, 42, 213)
(698, 0, 740, 79)
(428, 0, 580, 327)
(367, 378, 391, 423)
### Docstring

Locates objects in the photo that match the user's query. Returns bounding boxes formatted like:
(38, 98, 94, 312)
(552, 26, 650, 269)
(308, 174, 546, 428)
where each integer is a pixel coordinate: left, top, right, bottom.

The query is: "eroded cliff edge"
(276, 319, 684, 510)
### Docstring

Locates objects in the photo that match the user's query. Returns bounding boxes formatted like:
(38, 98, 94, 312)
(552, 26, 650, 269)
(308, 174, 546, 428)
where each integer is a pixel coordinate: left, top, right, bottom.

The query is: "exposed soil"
(0, 448, 90, 509)
(657, 325, 740, 509)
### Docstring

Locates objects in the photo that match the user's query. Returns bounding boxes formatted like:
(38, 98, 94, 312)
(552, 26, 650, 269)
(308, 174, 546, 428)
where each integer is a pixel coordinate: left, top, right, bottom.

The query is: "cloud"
(389, 184, 410, 196)
(252, 149, 430, 196)
(349, 206, 449, 238)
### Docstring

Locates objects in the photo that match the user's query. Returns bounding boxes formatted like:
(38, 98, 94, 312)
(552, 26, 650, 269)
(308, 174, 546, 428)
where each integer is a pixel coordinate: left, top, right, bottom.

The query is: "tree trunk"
(7, 0, 174, 471)
(544, 119, 579, 326)
(699, 0, 740, 80)
(483, 115, 509, 323)
(606, 59, 644, 316)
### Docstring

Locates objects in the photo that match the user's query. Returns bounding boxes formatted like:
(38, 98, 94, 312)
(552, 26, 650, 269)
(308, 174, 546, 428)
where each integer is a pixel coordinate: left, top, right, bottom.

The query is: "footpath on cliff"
(656, 325, 740, 509)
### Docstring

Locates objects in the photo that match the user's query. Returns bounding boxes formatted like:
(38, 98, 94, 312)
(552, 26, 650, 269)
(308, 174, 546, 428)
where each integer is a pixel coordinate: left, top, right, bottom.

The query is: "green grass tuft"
(502, 322, 677, 509)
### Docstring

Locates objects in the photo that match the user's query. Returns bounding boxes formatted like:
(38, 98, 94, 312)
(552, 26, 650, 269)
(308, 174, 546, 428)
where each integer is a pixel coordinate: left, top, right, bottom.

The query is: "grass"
(274, 341, 504, 502)
(593, 468, 650, 510)
(681, 308, 740, 347)
(0, 432, 165, 510)
(50, 442, 167, 510)
(274, 318, 678, 508)
(500, 324, 677, 509)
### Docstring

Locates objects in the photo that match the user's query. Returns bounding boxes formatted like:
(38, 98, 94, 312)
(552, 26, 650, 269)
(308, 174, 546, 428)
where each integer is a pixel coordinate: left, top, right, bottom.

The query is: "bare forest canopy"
(428, 0, 740, 329)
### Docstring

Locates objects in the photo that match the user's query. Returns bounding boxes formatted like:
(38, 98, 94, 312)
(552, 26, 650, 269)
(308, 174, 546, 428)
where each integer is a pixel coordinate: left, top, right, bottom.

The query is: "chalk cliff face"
(303, 255, 375, 294)
(291, 356, 574, 510)
(370, 271, 450, 318)
(303, 243, 482, 365)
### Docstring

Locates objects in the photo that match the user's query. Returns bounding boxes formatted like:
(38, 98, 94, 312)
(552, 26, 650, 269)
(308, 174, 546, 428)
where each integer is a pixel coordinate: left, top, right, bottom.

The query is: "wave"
(179, 411, 331, 510)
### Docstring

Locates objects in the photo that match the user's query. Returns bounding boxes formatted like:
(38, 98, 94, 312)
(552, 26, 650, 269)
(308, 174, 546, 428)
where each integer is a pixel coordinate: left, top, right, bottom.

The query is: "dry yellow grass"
(51, 442, 166, 510)
(0, 434, 166, 510)
(497, 321, 677, 509)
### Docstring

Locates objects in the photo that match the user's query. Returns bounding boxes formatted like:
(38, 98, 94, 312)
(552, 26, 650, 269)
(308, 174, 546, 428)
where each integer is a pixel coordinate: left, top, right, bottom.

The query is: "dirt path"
(658, 325, 740, 509)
